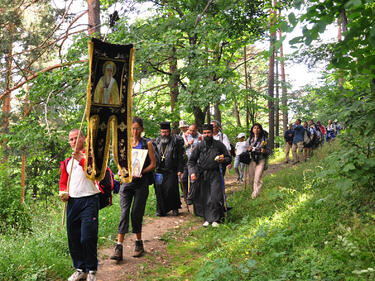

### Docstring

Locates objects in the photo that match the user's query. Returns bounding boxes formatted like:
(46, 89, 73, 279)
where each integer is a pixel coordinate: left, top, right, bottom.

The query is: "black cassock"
(188, 139, 232, 223)
(153, 135, 185, 215)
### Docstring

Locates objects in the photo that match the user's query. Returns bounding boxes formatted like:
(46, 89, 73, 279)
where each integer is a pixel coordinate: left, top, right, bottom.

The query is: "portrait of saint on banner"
(92, 59, 126, 107)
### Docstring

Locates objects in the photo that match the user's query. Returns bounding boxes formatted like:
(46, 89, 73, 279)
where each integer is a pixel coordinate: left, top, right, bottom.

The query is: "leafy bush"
(0, 157, 31, 234)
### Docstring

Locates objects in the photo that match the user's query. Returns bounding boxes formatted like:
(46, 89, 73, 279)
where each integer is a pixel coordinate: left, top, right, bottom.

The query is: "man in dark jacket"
(284, 124, 294, 163)
(153, 122, 184, 216)
(188, 124, 232, 228)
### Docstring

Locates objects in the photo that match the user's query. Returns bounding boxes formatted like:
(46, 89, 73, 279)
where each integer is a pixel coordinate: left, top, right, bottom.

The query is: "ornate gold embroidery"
(119, 122, 127, 132)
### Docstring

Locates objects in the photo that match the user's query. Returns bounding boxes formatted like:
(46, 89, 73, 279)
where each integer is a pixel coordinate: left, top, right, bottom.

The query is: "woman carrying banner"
(110, 116, 156, 261)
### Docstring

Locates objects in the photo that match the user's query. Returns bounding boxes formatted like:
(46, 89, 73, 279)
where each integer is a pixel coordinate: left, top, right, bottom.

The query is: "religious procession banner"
(85, 38, 134, 183)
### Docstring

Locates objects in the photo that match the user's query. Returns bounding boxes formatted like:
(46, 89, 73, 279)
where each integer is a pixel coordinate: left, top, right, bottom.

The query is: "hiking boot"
(87, 271, 97, 281)
(110, 244, 123, 261)
(172, 209, 179, 216)
(133, 240, 144, 257)
(68, 269, 87, 281)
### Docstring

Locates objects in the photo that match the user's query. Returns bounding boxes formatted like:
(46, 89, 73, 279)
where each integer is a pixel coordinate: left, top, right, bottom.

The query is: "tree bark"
(193, 106, 208, 132)
(275, 50, 280, 148)
(1, 30, 13, 162)
(21, 86, 30, 203)
(267, 1, 277, 150)
(87, 0, 101, 36)
(213, 102, 221, 125)
(234, 99, 241, 127)
(169, 46, 180, 134)
(278, 28, 288, 133)
(337, 9, 347, 87)
(244, 46, 251, 130)
(206, 104, 211, 124)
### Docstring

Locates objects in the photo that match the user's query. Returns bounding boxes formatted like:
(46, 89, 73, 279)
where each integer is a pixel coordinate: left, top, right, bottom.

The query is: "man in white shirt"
(234, 133, 249, 182)
(179, 120, 189, 146)
(211, 120, 232, 170)
(59, 129, 100, 281)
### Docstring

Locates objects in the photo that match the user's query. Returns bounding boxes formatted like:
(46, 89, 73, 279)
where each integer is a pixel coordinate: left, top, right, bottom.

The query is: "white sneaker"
(87, 271, 97, 281)
(203, 221, 209, 227)
(68, 269, 87, 281)
(212, 222, 220, 228)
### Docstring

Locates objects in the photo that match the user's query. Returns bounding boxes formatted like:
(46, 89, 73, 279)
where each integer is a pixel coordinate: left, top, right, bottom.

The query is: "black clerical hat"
(202, 124, 213, 131)
(160, 122, 171, 130)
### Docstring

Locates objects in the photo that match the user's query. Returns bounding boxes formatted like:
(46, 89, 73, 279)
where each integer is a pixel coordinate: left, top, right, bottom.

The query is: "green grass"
(0, 186, 158, 280)
(141, 143, 375, 280)
(2, 144, 375, 280)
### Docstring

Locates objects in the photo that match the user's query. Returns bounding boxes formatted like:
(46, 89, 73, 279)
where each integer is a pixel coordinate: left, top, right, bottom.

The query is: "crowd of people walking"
(59, 117, 341, 281)
(284, 119, 342, 164)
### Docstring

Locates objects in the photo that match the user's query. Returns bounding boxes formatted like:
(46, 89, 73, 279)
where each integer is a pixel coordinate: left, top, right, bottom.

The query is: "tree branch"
(194, 0, 214, 27)
(0, 60, 86, 100)
(148, 62, 171, 76)
(135, 83, 169, 96)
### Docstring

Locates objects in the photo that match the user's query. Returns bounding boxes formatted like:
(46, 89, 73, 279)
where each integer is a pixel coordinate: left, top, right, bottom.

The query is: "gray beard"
(161, 136, 171, 144)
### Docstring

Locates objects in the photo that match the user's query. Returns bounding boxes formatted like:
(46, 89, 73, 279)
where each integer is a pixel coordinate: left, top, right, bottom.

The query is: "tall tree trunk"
(1, 35, 13, 161)
(87, 0, 101, 36)
(244, 46, 250, 131)
(340, 9, 348, 33)
(169, 46, 180, 134)
(193, 106, 208, 132)
(267, 1, 277, 149)
(275, 50, 280, 148)
(2, 53, 12, 134)
(21, 151, 26, 202)
(278, 28, 288, 133)
(213, 102, 221, 124)
(337, 10, 347, 87)
(234, 99, 241, 127)
(206, 104, 211, 124)
(21, 87, 29, 203)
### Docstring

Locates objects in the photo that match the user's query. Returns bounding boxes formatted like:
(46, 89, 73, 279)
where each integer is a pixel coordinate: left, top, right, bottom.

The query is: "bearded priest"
(188, 124, 232, 228)
(153, 122, 185, 216)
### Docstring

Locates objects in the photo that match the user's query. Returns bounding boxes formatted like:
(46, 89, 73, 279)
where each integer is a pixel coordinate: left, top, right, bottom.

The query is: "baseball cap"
(237, 133, 245, 139)
(179, 120, 188, 128)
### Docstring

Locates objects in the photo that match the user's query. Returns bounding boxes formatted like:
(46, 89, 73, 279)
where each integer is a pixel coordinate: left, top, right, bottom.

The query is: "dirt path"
(96, 162, 288, 281)
(96, 204, 199, 281)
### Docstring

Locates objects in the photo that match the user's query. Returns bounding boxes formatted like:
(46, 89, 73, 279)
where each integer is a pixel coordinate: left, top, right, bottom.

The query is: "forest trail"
(96, 162, 288, 281)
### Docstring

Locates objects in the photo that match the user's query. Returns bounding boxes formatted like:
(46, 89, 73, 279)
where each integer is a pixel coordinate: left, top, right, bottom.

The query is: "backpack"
(315, 125, 321, 139)
(97, 167, 121, 209)
(239, 151, 251, 164)
(303, 128, 311, 144)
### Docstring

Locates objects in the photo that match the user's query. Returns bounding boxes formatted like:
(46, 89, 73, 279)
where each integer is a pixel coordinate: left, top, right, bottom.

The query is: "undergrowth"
(0, 183, 157, 280)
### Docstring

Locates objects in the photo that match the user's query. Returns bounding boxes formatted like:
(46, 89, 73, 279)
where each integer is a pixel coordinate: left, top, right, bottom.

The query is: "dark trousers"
(118, 177, 149, 234)
(67, 194, 99, 272)
(181, 166, 189, 198)
(154, 171, 181, 215)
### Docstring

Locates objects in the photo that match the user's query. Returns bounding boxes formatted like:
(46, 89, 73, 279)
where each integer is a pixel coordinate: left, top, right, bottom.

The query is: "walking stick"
(218, 163, 229, 217)
(187, 175, 191, 202)
(179, 175, 190, 213)
(62, 108, 87, 226)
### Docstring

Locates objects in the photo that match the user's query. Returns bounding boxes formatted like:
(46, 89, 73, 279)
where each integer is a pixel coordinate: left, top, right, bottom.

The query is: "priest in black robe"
(188, 124, 232, 227)
(153, 122, 185, 216)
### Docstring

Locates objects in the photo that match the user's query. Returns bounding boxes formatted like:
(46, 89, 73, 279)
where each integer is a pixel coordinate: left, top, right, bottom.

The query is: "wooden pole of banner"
(62, 108, 87, 226)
